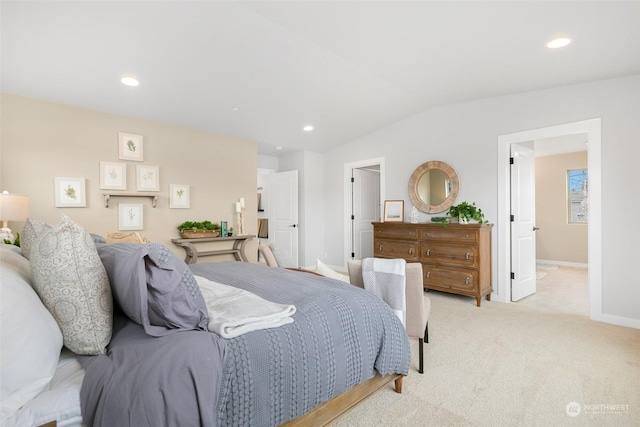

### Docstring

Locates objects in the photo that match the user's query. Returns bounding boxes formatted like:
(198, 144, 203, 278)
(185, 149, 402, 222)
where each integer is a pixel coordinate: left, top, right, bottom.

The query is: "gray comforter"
(80, 262, 410, 426)
(79, 312, 226, 426)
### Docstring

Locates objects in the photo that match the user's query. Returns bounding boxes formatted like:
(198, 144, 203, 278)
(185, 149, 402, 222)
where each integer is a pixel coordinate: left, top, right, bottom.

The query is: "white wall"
(278, 151, 325, 269)
(320, 75, 640, 324)
(258, 154, 279, 171)
(301, 151, 325, 269)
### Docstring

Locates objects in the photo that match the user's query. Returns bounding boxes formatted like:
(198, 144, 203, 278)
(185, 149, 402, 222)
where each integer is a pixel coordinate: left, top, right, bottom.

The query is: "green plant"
(176, 220, 220, 231)
(447, 201, 487, 224)
(3, 232, 20, 247)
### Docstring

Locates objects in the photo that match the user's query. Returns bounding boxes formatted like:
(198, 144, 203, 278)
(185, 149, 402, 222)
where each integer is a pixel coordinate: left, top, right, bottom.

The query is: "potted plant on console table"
(177, 220, 221, 239)
(446, 201, 487, 225)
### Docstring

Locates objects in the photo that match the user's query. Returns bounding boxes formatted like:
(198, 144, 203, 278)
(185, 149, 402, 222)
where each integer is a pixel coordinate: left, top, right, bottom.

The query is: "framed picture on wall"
(136, 165, 160, 191)
(118, 203, 143, 230)
(100, 161, 127, 190)
(54, 177, 86, 207)
(169, 184, 190, 208)
(118, 132, 144, 161)
(383, 200, 404, 222)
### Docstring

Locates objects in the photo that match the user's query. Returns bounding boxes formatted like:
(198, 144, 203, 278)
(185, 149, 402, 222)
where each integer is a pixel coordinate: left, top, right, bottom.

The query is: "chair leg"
(424, 322, 429, 343)
(418, 338, 424, 374)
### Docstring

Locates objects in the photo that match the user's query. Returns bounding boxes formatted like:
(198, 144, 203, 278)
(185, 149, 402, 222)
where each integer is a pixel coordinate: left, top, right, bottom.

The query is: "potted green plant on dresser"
(447, 201, 487, 224)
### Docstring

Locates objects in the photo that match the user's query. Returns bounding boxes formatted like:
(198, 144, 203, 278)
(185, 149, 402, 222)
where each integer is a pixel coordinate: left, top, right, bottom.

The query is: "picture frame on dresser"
(383, 200, 404, 222)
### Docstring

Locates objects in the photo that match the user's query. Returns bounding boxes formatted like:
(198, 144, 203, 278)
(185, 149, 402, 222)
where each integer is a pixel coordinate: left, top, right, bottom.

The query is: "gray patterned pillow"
(20, 217, 51, 260)
(30, 215, 113, 355)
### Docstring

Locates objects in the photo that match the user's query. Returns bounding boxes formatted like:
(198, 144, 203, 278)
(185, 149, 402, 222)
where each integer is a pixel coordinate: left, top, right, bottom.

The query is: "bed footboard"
(281, 373, 404, 427)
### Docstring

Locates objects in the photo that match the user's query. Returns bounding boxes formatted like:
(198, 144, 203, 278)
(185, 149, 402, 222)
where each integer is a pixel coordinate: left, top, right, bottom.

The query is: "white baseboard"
(536, 259, 588, 269)
(595, 313, 640, 330)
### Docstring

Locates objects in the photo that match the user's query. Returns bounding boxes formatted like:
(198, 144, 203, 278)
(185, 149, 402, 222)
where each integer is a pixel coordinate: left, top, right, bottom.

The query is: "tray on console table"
(373, 222, 493, 307)
(171, 235, 255, 264)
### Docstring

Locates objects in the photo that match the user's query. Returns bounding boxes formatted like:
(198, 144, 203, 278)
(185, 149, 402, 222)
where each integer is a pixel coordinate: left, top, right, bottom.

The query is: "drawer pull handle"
(408, 232, 414, 235)
(465, 277, 470, 285)
(465, 252, 470, 260)
(378, 245, 382, 252)
(426, 249, 431, 256)
(426, 271, 430, 279)
(408, 248, 414, 255)
(465, 234, 469, 238)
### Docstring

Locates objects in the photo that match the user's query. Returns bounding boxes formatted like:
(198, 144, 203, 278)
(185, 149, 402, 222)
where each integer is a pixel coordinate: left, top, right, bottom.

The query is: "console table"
(171, 235, 255, 264)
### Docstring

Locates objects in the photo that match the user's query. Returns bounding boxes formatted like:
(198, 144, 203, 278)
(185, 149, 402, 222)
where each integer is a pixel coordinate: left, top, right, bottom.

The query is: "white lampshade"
(0, 192, 30, 226)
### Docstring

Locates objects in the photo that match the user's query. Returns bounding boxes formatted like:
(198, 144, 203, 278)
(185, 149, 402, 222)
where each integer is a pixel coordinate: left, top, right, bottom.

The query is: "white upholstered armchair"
(258, 242, 279, 267)
(347, 259, 431, 374)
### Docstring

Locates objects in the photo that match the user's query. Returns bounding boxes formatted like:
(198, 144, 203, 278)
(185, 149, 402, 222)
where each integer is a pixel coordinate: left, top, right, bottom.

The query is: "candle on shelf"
(239, 197, 245, 209)
(235, 202, 241, 213)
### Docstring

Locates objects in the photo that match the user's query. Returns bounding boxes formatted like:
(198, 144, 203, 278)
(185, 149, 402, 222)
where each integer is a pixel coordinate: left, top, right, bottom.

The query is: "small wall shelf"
(104, 192, 158, 208)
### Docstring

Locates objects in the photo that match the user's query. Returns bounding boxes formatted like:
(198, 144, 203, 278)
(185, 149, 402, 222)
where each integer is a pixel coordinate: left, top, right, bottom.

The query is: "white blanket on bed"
(362, 258, 406, 327)
(194, 275, 296, 338)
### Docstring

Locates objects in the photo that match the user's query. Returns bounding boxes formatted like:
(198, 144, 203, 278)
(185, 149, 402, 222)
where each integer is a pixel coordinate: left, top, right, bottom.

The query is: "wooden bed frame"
(282, 373, 403, 426)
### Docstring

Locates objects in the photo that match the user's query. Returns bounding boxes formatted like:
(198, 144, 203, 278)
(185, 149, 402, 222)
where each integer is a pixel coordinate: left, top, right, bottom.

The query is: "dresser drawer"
(374, 225, 418, 240)
(374, 238, 419, 261)
(420, 243, 479, 268)
(419, 227, 479, 243)
(422, 267, 478, 293)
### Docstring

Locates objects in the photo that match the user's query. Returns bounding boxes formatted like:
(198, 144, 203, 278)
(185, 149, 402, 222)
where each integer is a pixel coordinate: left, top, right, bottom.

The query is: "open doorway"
(518, 134, 589, 315)
(496, 118, 602, 323)
(343, 158, 385, 267)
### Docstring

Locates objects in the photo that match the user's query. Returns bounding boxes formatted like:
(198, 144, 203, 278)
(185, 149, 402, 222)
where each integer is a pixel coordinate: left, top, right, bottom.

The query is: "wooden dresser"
(372, 222, 493, 307)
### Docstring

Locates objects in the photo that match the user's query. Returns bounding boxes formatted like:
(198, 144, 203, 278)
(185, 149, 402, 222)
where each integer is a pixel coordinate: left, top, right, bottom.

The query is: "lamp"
(0, 191, 30, 244)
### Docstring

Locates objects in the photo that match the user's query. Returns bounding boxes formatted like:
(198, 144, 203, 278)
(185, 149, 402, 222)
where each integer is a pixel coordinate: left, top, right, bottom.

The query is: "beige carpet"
(331, 290, 640, 427)
(520, 265, 589, 315)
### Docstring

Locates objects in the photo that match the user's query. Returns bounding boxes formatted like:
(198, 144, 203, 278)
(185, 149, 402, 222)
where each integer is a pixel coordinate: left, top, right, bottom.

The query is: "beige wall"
(535, 151, 588, 264)
(1, 94, 258, 261)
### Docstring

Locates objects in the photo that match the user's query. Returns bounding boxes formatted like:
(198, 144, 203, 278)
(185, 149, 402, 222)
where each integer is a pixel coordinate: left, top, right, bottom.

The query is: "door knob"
(289, 224, 297, 228)
(532, 226, 540, 231)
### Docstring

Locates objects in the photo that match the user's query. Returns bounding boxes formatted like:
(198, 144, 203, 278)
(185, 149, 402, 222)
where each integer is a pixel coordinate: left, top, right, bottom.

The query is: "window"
(567, 169, 588, 223)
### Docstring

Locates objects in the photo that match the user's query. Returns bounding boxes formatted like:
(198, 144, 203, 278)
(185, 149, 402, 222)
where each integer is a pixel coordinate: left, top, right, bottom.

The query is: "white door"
(351, 168, 380, 259)
(268, 170, 298, 268)
(511, 143, 537, 301)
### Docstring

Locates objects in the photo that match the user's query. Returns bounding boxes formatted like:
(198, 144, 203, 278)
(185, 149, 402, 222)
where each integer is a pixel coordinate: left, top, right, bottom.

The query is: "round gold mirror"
(408, 161, 459, 214)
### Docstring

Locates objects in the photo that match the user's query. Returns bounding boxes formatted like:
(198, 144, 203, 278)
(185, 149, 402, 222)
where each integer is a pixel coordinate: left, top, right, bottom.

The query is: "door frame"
(343, 157, 385, 269)
(497, 118, 602, 322)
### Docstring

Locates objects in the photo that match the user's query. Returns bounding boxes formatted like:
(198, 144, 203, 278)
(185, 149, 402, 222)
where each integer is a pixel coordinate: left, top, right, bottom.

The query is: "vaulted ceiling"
(2, 1, 639, 156)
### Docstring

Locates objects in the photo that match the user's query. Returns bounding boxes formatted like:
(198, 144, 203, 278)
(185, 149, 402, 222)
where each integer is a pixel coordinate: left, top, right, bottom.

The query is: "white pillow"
(316, 259, 350, 283)
(30, 215, 113, 355)
(1, 247, 63, 422)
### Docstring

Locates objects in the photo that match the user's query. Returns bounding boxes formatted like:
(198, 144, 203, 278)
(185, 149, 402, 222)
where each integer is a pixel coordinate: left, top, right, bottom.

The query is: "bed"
(1, 216, 410, 427)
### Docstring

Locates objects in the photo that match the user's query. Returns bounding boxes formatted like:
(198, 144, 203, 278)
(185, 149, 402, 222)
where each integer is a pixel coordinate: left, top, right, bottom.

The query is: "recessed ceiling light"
(546, 37, 572, 49)
(303, 125, 314, 132)
(275, 146, 283, 150)
(121, 75, 139, 86)
(231, 106, 240, 111)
